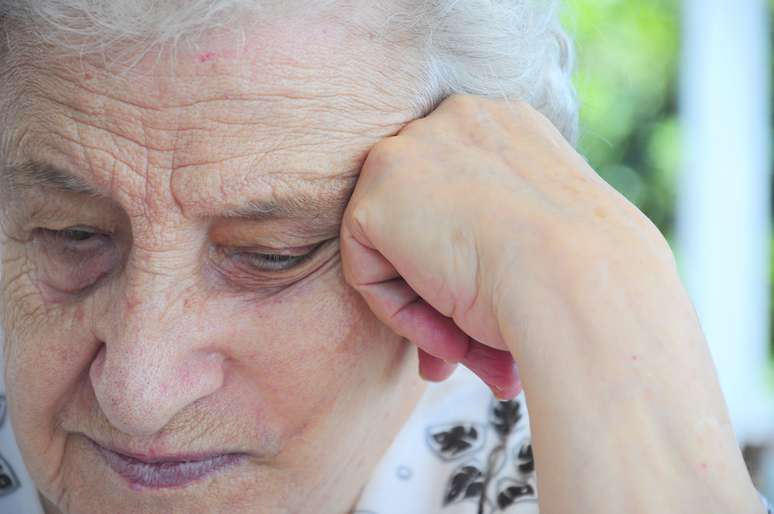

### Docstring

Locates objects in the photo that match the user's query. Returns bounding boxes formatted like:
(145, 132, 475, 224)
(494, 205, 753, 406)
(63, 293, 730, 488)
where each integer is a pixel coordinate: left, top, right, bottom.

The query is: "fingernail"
(492, 382, 521, 400)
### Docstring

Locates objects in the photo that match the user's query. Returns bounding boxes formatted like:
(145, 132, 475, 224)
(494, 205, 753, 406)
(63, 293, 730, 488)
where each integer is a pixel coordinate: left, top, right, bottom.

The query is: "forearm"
(502, 261, 764, 514)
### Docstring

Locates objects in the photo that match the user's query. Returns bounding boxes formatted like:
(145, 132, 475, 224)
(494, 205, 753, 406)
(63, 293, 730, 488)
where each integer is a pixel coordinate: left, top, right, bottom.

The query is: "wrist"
(496, 269, 762, 512)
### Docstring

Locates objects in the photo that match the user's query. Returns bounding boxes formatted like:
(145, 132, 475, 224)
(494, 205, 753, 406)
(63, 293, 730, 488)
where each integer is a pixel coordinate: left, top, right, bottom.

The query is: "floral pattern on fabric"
(429, 398, 537, 513)
(427, 423, 487, 461)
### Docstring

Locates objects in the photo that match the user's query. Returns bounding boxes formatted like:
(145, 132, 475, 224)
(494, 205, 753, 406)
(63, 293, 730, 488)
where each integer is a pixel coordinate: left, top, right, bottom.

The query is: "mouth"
(88, 439, 248, 490)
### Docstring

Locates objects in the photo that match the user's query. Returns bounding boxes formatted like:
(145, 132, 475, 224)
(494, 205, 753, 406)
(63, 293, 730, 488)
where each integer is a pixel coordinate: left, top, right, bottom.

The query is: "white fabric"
(354, 367, 537, 513)
(1, 367, 770, 514)
(0, 385, 45, 514)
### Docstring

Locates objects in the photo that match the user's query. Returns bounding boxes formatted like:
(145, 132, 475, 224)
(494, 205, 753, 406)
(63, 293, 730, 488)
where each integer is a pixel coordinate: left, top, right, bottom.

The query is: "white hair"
(0, 0, 578, 142)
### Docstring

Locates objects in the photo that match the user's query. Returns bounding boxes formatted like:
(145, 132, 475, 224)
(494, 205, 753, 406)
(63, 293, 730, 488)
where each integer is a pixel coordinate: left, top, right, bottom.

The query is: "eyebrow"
(1, 160, 357, 229)
(212, 173, 357, 233)
(1, 161, 102, 196)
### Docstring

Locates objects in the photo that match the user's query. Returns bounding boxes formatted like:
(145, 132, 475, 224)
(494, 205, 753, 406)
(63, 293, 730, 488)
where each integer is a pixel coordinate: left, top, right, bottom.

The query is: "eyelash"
(40, 226, 112, 252)
(225, 245, 322, 272)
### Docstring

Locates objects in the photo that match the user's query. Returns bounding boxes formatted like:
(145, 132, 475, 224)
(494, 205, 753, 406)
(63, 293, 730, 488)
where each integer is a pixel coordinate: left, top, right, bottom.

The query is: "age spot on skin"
(198, 51, 218, 63)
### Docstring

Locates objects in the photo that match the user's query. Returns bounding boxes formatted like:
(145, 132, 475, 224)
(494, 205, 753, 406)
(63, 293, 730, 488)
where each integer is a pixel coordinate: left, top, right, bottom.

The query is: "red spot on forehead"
(198, 51, 218, 63)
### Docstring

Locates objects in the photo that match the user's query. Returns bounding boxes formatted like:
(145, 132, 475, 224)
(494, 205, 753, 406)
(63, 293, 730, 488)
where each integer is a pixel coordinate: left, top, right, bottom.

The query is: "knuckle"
(442, 93, 485, 114)
(363, 136, 403, 170)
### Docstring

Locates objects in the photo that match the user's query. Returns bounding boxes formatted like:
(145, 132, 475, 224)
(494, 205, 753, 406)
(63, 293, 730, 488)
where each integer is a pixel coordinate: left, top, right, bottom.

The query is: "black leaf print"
(0, 454, 20, 497)
(496, 482, 535, 509)
(435, 426, 477, 455)
(516, 442, 534, 474)
(490, 400, 522, 437)
(427, 423, 486, 461)
(444, 464, 484, 506)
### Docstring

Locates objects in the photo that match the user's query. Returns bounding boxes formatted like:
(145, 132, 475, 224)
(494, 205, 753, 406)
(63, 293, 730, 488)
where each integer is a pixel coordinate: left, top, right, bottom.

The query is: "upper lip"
(87, 437, 242, 464)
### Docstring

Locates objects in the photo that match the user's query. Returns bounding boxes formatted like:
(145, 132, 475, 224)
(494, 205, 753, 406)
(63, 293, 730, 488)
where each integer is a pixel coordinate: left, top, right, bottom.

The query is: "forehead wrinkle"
(5, 12, 426, 233)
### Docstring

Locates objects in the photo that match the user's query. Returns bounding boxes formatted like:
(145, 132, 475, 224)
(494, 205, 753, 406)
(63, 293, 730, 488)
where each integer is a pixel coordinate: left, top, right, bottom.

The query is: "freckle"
(594, 207, 606, 219)
(125, 295, 141, 311)
(198, 51, 217, 63)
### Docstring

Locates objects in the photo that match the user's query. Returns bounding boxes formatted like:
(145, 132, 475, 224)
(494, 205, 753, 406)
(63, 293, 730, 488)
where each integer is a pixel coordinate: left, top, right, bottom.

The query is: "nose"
(90, 266, 226, 436)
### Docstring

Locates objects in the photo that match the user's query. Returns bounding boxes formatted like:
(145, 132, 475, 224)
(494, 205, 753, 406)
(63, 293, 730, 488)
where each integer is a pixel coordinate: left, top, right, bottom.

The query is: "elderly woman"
(0, 1, 769, 513)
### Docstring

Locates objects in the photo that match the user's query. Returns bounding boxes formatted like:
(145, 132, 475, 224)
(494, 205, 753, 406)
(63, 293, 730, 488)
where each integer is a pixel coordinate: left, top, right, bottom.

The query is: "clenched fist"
(341, 95, 672, 396)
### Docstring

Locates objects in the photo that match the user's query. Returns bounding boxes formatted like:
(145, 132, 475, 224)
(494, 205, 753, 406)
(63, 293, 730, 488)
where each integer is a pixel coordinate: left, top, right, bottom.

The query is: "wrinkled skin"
(0, 14, 431, 514)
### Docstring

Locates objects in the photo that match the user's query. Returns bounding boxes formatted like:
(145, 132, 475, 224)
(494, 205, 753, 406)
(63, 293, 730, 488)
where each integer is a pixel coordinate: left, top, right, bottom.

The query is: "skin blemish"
(198, 51, 218, 63)
(631, 355, 638, 361)
(594, 207, 607, 219)
(125, 294, 142, 312)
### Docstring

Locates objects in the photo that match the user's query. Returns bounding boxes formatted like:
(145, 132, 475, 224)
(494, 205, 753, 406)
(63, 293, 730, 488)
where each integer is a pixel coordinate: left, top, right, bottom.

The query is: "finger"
(359, 276, 522, 397)
(342, 218, 522, 397)
(417, 348, 458, 382)
(340, 226, 399, 285)
(461, 340, 522, 399)
(358, 278, 470, 362)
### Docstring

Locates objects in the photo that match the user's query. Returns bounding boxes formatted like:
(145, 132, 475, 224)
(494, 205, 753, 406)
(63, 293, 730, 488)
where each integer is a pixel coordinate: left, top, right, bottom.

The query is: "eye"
(228, 245, 322, 273)
(234, 252, 310, 271)
(62, 228, 95, 241)
(37, 226, 113, 251)
(55, 227, 103, 244)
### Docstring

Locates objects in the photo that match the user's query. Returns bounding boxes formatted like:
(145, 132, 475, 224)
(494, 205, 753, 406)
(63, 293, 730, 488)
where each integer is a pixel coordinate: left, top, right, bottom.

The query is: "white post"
(678, 0, 772, 443)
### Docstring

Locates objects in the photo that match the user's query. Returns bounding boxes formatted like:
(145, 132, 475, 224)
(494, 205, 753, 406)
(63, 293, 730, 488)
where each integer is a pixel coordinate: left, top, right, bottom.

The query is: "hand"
(340, 94, 764, 513)
(340, 94, 671, 396)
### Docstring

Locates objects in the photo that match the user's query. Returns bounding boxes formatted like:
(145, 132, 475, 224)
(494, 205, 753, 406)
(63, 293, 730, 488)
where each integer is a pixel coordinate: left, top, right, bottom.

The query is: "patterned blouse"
(1, 369, 772, 513)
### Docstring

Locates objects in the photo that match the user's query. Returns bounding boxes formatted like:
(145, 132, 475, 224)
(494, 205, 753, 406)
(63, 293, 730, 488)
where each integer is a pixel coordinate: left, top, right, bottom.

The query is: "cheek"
(1, 248, 98, 485)
(224, 270, 405, 442)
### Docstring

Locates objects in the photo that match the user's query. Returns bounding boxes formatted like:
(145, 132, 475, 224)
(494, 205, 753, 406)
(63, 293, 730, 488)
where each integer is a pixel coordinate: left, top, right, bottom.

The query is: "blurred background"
(561, 0, 774, 498)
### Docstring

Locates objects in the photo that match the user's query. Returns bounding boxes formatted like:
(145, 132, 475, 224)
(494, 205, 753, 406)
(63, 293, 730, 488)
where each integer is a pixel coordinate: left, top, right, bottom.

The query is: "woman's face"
(0, 16, 427, 514)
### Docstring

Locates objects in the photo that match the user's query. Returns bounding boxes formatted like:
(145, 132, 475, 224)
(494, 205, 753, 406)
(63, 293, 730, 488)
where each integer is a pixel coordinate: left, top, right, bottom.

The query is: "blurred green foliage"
(562, 1, 774, 371)
(562, 0, 680, 242)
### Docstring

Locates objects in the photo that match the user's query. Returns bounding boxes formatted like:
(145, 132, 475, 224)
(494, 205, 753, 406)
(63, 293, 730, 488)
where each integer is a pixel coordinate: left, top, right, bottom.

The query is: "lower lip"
(91, 441, 246, 490)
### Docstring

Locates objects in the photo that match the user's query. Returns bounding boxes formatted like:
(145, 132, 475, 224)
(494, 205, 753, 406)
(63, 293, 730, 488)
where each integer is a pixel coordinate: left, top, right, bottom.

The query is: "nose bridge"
(121, 245, 193, 322)
(90, 247, 224, 436)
